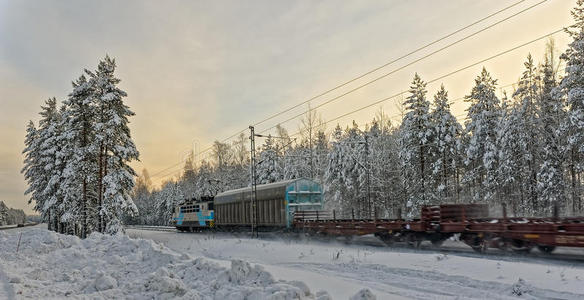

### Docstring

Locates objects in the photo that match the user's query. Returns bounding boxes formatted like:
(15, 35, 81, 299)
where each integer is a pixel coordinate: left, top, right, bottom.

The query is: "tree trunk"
(98, 143, 104, 233)
(82, 179, 87, 238)
(571, 149, 578, 216)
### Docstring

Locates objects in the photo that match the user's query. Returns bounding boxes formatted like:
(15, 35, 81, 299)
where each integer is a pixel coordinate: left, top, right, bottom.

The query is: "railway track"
(125, 225, 177, 232)
(126, 225, 584, 263)
(0, 222, 38, 231)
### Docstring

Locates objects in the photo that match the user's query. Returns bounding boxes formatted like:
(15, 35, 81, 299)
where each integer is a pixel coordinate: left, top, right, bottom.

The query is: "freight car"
(214, 178, 323, 229)
(294, 204, 584, 253)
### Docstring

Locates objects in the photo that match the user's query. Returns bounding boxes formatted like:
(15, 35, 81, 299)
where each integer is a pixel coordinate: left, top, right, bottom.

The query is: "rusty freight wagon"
(294, 204, 584, 253)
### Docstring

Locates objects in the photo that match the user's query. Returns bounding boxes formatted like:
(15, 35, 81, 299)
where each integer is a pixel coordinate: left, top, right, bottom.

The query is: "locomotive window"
(208, 202, 214, 210)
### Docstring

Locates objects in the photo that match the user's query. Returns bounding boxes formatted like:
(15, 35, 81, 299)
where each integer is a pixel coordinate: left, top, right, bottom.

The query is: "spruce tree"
(398, 74, 434, 216)
(256, 135, 282, 184)
(463, 68, 501, 203)
(538, 54, 566, 215)
(429, 85, 463, 201)
(511, 54, 541, 214)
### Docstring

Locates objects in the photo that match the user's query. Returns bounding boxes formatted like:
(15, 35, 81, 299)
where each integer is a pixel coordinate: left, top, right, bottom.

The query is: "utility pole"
(249, 126, 258, 238)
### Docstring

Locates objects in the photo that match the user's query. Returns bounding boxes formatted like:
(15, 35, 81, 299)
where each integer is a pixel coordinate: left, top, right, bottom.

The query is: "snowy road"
(127, 229, 584, 299)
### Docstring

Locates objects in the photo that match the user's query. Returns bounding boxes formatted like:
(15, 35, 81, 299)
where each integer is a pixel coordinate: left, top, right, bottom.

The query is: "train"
(171, 178, 584, 253)
(171, 178, 323, 231)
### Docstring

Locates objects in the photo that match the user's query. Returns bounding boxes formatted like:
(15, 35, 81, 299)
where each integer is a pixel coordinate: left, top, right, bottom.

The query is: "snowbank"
(0, 229, 335, 299)
(128, 229, 584, 299)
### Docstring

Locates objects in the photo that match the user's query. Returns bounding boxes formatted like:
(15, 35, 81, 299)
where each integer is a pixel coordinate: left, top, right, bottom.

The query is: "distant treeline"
(0, 201, 26, 226)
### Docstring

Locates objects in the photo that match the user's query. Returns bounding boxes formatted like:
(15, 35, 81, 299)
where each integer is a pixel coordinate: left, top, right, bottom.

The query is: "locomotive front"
(171, 199, 215, 232)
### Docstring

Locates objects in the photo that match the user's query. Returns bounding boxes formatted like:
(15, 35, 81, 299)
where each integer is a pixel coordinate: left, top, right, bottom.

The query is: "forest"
(132, 36, 581, 225)
(24, 2, 584, 233)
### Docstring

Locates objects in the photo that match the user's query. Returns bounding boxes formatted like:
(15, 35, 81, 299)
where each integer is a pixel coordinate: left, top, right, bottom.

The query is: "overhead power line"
(258, 0, 548, 135)
(154, 25, 564, 181)
(252, 0, 529, 128)
(150, 0, 550, 181)
(289, 27, 566, 137)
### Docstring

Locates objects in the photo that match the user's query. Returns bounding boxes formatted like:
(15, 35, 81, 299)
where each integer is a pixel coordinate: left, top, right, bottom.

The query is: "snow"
(127, 229, 584, 299)
(0, 226, 333, 299)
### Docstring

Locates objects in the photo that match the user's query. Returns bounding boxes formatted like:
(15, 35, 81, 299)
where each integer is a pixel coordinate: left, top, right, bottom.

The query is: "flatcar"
(214, 178, 323, 229)
(171, 197, 214, 232)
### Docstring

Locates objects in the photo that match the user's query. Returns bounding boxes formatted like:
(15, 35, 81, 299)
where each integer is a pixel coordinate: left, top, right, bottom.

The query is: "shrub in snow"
(511, 278, 533, 296)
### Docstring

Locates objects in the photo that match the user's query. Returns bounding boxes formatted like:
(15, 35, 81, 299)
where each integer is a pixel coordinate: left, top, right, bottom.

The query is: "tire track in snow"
(280, 262, 584, 300)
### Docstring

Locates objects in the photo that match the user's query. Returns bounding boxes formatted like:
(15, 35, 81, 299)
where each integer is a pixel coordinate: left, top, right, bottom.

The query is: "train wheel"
(406, 233, 421, 249)
(431, 239, 444, 247)
(537, 245, 556, 254)
(510, 239, 533, 253)
(470, 238, 488, 253)
(374, 232, 395, 247)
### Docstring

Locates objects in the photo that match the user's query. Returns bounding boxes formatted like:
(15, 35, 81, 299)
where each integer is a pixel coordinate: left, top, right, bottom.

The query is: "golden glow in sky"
(0, 0, 575, 213)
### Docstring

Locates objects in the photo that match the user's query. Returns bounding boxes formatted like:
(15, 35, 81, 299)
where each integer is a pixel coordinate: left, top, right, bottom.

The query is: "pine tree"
(538, 52, 566, 216)
(398, 74, 434, 216)
(429, 85, 463, 202)
(511, 54, 541, 214)
(60, 74, 97, 237)
(196, 160, 219, 197)
(92, 56, 139, 234)
(256, 135, 282, 184)
(463, 68, 501, 203)
(497, 100, 530, 214)
(21, 121, 45, 223)
(324, 125, 350, 215)
(180, 152, 198, 199)
(37, 98, 68, 232)
(156, 181, 184, 225)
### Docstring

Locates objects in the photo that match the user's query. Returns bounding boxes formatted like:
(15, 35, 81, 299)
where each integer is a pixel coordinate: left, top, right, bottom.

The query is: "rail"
(0, 222, 38, 231)
(124, 225, 177, 232)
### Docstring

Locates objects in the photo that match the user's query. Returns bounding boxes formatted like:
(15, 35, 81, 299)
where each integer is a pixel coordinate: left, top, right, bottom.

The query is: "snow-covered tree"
(429, 85, 463, 201)
(59, 74, 97, 237)
(196, 160, 220, 197)
(37, 98, 67, 232)
(463, 68, 501, 203)
(398, 74, 435, 216)
(510, 54, 541, 214)
(555, 0, 584, 214)
(21, 121, 45, 222)
(156, 181, 184, 225)
(256, 135, 282, 184)
(537, 49, 567, 216)
(92, 56, 139, 234)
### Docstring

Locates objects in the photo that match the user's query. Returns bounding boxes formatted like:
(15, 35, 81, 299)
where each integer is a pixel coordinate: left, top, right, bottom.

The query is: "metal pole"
(249, 126, 258, 238)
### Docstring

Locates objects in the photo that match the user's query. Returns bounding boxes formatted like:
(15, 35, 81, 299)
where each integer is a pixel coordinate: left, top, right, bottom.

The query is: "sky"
(0, 0, 576, 214)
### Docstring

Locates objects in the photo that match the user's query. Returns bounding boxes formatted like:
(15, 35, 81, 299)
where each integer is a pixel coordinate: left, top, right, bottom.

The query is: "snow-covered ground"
(127, 229, 584, 299)
(0, 226, 345, 299)
(2, 225, 583, 299)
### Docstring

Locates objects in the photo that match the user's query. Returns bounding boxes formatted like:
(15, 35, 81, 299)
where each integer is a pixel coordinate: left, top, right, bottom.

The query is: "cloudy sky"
(0, 0, 575, 214)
